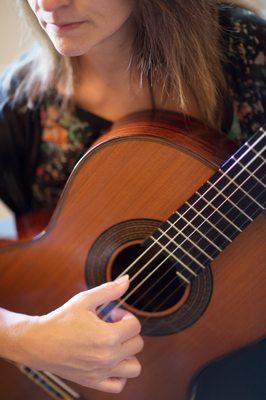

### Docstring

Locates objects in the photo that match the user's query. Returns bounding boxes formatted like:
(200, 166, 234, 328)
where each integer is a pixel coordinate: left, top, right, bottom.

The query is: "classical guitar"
(0, 111, 265, 400)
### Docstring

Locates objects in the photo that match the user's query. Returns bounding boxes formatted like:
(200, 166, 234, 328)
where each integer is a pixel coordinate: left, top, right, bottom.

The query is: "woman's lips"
(47, 21, 86, 33)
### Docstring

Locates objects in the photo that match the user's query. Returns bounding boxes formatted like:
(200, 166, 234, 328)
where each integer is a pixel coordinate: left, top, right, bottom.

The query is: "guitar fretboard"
(144, 128, 266, 284)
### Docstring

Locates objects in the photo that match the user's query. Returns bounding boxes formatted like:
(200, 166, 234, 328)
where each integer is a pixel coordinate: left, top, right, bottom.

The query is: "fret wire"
(223, 144, 248, 168)
(140, 191, 264, 314)
(156, 159, 261, 272)
(220, 132, 266, 177)
(233, 182, 265, 225)
(238, 149, 266, 176)
(148, 240, 191, 284)
(205, 145, 266, 221)
(100, 132, 266, 317)
(134, 133, 265, 282)
(236, 147, 265, 171)
(247, 127, 266, 145)
(129, 247, 169, 285)
(231, 156, 266, 188)
(221, 171, 264, 210)
(125, 216, 206, 288)
(180, 135, 265, 235)
(175, 211, 222, 251)
(185, 200, 233, 242)
(167, 220, 213, 261)
(125, 181, 266, 309)
(244, 192, 265, 221)
(103, 160, 265, 321)
(175, 272, 190, 285)
(194, 191, 241, 233)
(137, 192, 266, 320)
(246, 142, 266, 163)
(246, 131, 266, 155)
(166, 159, 264, 262)
(206, 180, 253, 221)
(168, 172, 264, 276)
(158, 159, 264, 269)
(151, 236, 197, 277)
(139, 201, 263, 318)
(158, 227, 206, 270)
(103, 240, 191, 313)
(133, 188, 266, 322)
(222, 130, 265, 170)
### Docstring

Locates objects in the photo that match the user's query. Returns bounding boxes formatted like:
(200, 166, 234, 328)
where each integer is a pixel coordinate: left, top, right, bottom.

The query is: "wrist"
(0, 307, 38, 364)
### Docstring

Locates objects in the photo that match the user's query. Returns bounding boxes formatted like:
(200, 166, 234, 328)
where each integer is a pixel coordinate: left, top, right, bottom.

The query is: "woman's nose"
(37, 0, 71, 12)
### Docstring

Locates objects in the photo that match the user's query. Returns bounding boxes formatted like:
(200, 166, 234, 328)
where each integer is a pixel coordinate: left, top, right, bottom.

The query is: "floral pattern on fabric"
(224, 10, 265, 141)
(32, 99, 111, 208)
(31, 8, 265, 210)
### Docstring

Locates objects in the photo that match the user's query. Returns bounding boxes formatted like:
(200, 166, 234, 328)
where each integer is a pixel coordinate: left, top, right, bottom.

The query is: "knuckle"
(72, 290, 88, 304)
(97, 330, 118, 348)
(105, 331, 118, 347)
(99, 349, 115, 367)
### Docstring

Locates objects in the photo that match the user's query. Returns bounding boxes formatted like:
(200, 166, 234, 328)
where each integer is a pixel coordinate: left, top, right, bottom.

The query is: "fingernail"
(115, 275, 129, 285)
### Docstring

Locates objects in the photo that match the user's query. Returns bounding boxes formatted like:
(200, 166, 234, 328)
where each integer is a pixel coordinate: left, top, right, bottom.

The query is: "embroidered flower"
(43, 125, 68, 147)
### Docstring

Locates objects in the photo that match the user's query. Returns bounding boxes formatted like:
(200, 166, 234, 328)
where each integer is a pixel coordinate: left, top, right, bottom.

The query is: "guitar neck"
(144, 128, 266, 284)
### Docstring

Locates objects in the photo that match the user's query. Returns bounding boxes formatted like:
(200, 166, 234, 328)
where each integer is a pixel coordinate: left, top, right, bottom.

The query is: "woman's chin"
(52, 41, 88, 57)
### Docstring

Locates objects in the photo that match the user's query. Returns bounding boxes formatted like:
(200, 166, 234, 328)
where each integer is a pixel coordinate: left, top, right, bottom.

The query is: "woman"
(0, 0, 265, 397)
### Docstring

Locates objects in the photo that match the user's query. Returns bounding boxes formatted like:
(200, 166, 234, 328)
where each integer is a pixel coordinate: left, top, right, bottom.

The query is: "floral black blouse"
(0, 5, 265, 214)
(0, 6, 265, 399)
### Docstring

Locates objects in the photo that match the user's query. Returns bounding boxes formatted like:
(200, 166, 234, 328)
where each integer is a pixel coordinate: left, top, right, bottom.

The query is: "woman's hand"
(0, 275, 144, 394)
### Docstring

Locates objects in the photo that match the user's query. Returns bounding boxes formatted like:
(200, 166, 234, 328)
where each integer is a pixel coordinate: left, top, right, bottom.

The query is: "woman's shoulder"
(219, 3, 266, 27)
(0, 50, 43, 156)
(0, 48, 39, 107)
(219, 4, 265, 55)
(0, 51, 44, 214)
(218, 5, 265, 142)
(218, 4, 265, 77)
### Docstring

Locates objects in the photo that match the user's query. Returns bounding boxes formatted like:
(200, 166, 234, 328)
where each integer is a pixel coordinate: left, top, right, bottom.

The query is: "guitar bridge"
(17, 364, 81, 400)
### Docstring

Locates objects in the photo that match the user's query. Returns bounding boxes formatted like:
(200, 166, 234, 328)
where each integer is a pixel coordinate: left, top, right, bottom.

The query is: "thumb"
(86, 275, 130, 310)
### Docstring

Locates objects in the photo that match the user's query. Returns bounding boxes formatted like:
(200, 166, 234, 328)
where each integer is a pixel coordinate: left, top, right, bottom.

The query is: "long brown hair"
(5, 0, 229, 129)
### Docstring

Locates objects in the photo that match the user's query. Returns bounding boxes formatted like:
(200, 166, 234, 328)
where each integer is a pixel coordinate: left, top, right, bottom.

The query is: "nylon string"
(96, 129, 265, 320)
(102, 157, 264, 321)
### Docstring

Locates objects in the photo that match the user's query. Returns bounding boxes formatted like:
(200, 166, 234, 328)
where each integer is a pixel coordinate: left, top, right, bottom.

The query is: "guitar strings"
(137, 187, 265, 324)
(119, 180, 264, 316)
(140, 193, 264, 333)
(97, 133, 265, 318)
(97, 129, 265, 309)
(96, 130, 265, 319)
(101, 156, 265, 321)
(99, 132, 265, 318)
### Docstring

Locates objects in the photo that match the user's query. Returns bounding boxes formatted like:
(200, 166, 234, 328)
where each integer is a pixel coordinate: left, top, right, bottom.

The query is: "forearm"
(0, 307, 33, 362)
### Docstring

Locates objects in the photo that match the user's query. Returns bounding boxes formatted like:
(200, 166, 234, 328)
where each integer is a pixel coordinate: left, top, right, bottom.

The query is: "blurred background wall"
(0, 0, 265, 73)
(0, 1, 33, 72)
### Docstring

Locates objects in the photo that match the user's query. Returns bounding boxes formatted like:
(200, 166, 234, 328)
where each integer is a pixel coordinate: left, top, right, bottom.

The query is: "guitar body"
(0, 111, 265, 400)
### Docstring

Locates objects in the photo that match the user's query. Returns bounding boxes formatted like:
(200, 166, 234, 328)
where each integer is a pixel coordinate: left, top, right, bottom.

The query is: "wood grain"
(0, 111, 265, 400)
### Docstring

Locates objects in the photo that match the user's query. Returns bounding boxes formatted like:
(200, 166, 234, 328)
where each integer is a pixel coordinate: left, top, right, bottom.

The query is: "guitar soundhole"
(111, 243, 186, 312)
(85, 219, 212, 336)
